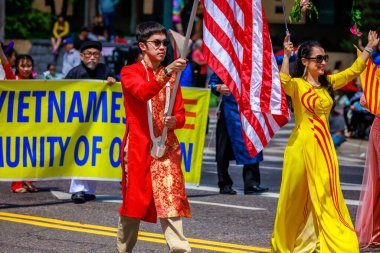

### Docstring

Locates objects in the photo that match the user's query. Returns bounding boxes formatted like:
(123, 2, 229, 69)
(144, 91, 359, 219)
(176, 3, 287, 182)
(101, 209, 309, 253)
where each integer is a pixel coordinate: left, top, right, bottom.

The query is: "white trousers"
(69, 179, 97, 194)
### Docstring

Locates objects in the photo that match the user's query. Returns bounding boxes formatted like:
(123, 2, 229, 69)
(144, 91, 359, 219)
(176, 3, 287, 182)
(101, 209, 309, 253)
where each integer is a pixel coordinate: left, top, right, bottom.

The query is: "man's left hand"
(163, 116, 176, 129)
(107, 77, 117, 85)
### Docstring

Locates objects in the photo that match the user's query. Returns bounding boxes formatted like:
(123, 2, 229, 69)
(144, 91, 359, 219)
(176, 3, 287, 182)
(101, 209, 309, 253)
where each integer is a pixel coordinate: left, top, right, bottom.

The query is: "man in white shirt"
(62, 38, 81, 77)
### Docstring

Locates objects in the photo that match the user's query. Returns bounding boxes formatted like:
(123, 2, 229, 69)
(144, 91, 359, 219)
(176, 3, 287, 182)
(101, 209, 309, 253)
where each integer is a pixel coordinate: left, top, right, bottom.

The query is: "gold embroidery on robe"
(149, 70, 191, 218)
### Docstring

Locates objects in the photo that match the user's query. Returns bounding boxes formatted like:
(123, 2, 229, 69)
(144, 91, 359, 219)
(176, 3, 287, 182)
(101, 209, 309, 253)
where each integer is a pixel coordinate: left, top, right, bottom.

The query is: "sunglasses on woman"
(305, 55, 329, 63)
(145, 39, 170, 48)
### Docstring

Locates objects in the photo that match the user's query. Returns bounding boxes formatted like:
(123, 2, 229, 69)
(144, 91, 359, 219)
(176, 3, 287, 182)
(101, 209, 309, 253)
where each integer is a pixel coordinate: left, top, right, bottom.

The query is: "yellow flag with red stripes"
(358, 49, 380, 114)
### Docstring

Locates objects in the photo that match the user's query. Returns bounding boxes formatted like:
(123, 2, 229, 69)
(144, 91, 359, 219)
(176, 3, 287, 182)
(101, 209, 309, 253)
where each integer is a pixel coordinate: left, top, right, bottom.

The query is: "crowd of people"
(1, 6, 380, 251)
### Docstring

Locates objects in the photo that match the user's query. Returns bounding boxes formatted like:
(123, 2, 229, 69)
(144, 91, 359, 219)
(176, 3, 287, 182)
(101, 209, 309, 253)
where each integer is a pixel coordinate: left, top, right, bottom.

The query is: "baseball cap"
(62, 38, 74, 45)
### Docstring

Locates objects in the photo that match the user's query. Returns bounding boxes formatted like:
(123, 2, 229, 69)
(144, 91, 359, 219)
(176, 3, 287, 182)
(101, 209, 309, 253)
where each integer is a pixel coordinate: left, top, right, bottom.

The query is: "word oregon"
(0, 136, 122, 168)
(0, 90, 126, 123)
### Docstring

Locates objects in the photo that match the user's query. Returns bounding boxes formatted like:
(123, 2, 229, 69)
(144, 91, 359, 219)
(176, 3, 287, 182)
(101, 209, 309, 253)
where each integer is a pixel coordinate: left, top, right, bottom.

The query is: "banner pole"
(158, 0, 199, 150)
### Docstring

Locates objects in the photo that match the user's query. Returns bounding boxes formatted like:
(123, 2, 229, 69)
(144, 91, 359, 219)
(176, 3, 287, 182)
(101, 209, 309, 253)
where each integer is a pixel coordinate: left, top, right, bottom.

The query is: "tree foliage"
(5, 0, 51, 39)
(340, 0, 380, 51)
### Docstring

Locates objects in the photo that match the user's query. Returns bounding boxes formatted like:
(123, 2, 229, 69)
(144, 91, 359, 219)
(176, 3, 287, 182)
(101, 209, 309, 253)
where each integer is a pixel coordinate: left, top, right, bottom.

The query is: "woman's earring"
(303, 66, 308, 77)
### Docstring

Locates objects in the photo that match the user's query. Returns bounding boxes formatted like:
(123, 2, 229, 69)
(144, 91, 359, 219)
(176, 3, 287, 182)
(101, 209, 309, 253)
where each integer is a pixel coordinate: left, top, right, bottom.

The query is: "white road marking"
(50, 190, 266, 211)
(202, 158, 365, 168)
(185, 185, 362, 206)
(188, 200, 265, 211)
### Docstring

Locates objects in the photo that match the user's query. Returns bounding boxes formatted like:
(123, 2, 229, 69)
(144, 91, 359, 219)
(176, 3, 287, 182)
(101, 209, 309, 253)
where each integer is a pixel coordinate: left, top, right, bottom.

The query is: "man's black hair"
(135, 21, 166, 42)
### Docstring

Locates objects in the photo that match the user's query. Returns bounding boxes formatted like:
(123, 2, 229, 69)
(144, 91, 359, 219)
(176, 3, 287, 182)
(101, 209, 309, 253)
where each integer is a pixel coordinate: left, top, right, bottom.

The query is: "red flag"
(201, 0, 289, 157)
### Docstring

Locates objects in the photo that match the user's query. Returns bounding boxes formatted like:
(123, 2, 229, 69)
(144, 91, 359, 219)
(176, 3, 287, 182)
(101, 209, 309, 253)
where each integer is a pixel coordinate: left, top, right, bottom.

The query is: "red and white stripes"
(202, 0, 289, 156)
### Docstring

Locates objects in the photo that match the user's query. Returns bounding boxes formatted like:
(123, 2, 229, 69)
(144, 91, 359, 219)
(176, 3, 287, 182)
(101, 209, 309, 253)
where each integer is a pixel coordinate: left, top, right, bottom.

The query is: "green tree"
(5, 0, 51, 39)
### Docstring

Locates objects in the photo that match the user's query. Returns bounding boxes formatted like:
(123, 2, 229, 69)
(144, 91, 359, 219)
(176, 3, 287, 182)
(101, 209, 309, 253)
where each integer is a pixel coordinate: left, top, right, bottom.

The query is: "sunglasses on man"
(305, 55, 329, 63)
(145, 39, 170, 48)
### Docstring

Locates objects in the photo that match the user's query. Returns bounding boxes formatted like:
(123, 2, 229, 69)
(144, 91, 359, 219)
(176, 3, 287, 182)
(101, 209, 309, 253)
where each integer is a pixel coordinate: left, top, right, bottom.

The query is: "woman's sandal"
(11, 187, 27, 193)
(24, 182, 39, 192)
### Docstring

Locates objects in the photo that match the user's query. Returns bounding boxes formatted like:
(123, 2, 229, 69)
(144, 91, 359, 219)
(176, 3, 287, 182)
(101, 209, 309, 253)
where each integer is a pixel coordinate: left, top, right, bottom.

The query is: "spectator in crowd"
(179, 62, 192, 87)
(172, 0, 185, 34)
(329, 110, 347, 148)
(65, 41, 116, 203)
(50, 15, 70, 55)
(98, 0, 119, 41)
(0, 45, 39, 193)
(333, 61, 358, 100)
(0, 42, 16, 80)
(43, 63, 62, 80)
(191, 39, 207, 88)
(209, 73, 268, 195)
(62, 38, 81, 77)
(344, 90, 374, 139)
(90, 14, 107, 41)
(74, 26, 90, 51)
(332, 60, 343, 74)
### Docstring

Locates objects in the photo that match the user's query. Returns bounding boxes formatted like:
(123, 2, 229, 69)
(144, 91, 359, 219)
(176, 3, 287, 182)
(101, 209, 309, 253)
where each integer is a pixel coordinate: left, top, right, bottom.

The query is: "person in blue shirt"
(98, 0, 119, 41)
(209, 73, 268, 195)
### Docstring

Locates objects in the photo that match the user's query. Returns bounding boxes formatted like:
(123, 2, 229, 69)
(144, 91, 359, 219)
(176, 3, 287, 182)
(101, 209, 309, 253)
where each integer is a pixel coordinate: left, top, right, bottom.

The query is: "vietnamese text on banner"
(0, 80, 209, 184)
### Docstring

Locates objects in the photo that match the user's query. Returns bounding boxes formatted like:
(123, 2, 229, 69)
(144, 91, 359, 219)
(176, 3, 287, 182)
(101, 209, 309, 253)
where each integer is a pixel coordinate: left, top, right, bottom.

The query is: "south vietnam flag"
(358, 49, 380, 114)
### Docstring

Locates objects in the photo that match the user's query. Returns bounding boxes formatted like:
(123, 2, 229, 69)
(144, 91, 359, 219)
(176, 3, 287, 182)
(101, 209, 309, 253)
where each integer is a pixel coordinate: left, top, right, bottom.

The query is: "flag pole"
(281, 0, 291, 37)
(157, 0, 199, 151)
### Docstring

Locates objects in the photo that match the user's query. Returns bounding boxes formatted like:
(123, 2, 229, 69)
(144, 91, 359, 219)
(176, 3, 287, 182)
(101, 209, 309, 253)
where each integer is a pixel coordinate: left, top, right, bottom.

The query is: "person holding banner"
(0, 43, 15, 80)
(271, 31, 379, 253)
(65, 40, 116, 204)
(0, 43, 39, 193)
(117, 21, 191, 253)
(209, 73, 268, 195)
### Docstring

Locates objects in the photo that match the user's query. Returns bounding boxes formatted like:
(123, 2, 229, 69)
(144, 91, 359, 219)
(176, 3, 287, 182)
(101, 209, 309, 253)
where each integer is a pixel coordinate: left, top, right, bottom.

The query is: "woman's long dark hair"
(15, 54, 34, 79)
(293, 40, 335, 106)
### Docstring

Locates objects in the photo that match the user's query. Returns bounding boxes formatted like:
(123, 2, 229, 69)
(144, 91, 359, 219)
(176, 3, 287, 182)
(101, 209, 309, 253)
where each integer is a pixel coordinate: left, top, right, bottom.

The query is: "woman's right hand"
(300, 0, 310, 13)
(283, 35, 293, 58)
(366, 30, 379, 50)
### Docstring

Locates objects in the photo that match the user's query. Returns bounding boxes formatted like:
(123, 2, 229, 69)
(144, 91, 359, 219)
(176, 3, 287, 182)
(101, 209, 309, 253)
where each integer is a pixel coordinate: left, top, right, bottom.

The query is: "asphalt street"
(0, 108, 378, 253)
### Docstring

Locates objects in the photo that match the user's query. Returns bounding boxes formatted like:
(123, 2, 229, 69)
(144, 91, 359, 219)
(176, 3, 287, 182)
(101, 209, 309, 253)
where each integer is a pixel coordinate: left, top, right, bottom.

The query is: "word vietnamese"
(0, 90, 126, 123)
(0, 136, 122, 168)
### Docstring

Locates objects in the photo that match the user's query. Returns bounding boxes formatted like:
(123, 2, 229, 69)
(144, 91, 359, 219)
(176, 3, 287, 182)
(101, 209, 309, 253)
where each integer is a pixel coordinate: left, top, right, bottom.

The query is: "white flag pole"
(157, 0, 199, 150)
(281, 0, 291, 37)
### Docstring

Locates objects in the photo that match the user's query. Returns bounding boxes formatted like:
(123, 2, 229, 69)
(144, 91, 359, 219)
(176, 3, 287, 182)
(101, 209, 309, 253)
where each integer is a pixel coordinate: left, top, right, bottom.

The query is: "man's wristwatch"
(163, 67, 172, 77)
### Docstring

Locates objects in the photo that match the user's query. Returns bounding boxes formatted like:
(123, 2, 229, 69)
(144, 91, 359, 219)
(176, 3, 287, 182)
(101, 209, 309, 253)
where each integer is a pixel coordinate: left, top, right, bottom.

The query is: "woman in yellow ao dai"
(271, 31, 379, 253)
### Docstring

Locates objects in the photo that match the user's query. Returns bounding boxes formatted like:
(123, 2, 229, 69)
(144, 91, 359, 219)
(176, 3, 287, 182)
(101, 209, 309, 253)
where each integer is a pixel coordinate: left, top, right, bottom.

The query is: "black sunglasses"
(145, 39, 169, 48)
(305, 55, 329, 63)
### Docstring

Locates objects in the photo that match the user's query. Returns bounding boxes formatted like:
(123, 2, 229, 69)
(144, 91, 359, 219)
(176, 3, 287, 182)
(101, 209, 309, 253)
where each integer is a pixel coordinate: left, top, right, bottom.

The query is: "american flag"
(359, 49, 380, 114)
(201, 0, 290, 157)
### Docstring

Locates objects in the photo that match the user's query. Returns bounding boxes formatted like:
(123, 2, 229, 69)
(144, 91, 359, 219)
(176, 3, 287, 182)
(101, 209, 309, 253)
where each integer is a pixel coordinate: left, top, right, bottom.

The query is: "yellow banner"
(175, 88, 210, 184)
(0, 81, 209, 184)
